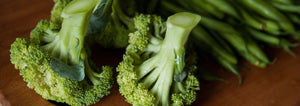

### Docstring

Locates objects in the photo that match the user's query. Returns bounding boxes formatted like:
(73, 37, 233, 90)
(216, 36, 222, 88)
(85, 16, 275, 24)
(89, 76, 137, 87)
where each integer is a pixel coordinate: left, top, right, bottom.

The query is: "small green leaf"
(50, 58, 85, 81)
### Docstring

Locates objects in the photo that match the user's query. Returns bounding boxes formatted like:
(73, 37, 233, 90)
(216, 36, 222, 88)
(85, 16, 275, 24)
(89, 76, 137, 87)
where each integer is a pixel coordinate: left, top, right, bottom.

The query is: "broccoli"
(10, 0, 114, 105)
(117, 12, 201, 106)
(10, 38, 113, 106)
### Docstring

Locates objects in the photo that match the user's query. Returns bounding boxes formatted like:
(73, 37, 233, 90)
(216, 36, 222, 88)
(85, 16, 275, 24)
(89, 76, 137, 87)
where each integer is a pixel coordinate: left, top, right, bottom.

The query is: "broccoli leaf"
(50, 58, 85, 81)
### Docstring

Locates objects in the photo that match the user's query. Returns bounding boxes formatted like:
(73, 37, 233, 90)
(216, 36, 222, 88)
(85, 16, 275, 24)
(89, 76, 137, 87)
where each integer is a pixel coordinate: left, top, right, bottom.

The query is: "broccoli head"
(117, 12, 201, 106)
(10, 0, 114, 105)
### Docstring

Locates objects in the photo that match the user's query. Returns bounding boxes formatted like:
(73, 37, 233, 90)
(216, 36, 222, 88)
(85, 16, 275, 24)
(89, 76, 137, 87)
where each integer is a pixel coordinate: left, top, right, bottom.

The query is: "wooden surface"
(1, 0, 300, 106)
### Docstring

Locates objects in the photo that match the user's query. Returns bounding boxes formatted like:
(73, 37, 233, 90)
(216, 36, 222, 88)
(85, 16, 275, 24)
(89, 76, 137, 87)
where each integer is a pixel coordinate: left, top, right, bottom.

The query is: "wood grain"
(0, 0, 300, 106)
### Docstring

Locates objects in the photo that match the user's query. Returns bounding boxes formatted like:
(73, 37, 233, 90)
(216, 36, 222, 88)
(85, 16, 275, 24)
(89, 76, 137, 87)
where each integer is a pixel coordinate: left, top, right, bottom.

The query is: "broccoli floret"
(117, 12, 201, 106)
(10, 0, 114, 105)
(10, 38, 113, 106)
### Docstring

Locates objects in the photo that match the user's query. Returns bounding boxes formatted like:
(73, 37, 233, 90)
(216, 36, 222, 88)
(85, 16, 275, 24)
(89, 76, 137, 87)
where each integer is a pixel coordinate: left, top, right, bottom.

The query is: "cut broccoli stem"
(137, 12, 200, 106)
(42, 0, 98, 65)
(165, 12, 201, 48)
(42, 0, 109, 81)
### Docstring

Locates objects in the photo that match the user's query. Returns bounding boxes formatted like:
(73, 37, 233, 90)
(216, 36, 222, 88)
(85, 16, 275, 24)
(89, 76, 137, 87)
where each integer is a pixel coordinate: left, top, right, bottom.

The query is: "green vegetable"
(10, 0, 114, 105)
(191, 0, 224, 19)
(157, 0, 287, 83)
(10, 38, 113, 106)
(205, 0, 239, 19)
(247, 27, 280, 45)
(241, 0, 295, 32)
(117, 12, 200, 106)
(271, 1, 300, 13)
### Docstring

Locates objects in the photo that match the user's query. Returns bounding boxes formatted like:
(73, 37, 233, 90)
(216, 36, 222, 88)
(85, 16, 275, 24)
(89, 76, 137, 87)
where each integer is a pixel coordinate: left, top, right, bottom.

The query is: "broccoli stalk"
(138, 13, 201, 106)
(117, 12, 201, 106)
(42, 0, 98, 65)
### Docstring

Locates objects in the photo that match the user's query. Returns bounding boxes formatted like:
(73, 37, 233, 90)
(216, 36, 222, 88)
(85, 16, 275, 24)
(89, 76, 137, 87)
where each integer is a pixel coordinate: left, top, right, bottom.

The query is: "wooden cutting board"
(1, 0, 300, 106)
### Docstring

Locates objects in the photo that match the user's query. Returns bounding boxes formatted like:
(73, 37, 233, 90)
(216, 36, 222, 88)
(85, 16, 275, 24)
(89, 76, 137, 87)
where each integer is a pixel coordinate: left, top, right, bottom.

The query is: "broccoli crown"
(10, 38, 113, 106)
(117, 12, 201, 106)
(10, 0, 114, 105)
